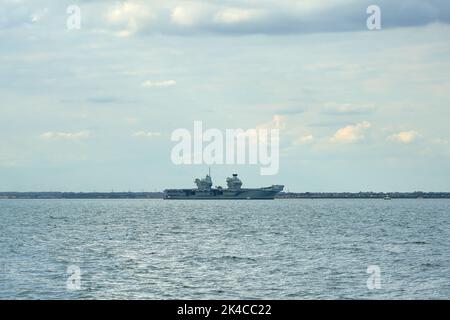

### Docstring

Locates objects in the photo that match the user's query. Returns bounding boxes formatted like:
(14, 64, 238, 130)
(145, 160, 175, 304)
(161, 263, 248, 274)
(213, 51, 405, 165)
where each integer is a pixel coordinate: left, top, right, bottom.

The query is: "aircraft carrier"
(164, 173, 284, 200)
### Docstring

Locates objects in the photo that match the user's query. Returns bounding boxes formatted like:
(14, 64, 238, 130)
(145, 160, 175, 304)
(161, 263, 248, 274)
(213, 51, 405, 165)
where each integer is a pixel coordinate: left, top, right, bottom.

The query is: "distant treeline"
(277, 192, 450, 199)
(0, 191, 449, 199)
(0, 192, 164, 199)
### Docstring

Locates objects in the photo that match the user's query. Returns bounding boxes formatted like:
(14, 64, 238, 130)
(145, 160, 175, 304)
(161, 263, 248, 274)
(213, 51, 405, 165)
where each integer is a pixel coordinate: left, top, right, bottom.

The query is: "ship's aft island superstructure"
(164, 173, 284, 200)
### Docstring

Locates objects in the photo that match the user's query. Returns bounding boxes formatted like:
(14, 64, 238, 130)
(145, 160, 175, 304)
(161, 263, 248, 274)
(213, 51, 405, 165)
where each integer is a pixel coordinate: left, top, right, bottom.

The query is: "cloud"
(5, 0, 450, 36)
(87, 96, 120, 104)
(256, 115, 286, 130)
(141, 80, 176, 88)
(105, 1, 153, 37)
(133, 0, 450, 35)
(331, 121, 371, 143)
(125, 117, 139, 124)
(171, 5, 208, 26)
(323, 102, 376, 115)
(213, 8, 264, 25)
(294, 134, 314, 145)
(132, 131, 161, 138)
(276, 107, 305, 115)
(39, 131, 91, 141)
(431, 138, 449, 145)
(388, 130, 421, 144)
(30, 8, 48, 23)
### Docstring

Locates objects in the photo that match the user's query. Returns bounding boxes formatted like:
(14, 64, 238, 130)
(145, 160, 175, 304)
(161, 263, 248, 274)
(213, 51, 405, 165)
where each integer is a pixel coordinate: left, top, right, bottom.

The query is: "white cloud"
(125, 117, 139, 124)
(323, 102, 376, 115)
(105, 1, 153, 36)
(39, 131, 91, 141)
(30, 8, 48, 23)
(290, 0, 354, 14)
(295, 134, 314, 145)
(132, 131, 161, 138)
(256, 114, 286, 130)
(3, 0, 450, 36)
(431, 138, 449, 145)
(229, 116, 284, 147)
(171, 5, 206, 26)
(388, 131, 421, 144)
(213, 8, 263, 24)
(331, 121, 371, 143)
(141, 80, 176, 88)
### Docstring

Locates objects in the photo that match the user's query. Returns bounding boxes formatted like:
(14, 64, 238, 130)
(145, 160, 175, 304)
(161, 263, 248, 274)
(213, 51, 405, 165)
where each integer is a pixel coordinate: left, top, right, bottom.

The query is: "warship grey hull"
(164, 173, 284, 200)
(164, 186, 284, 200)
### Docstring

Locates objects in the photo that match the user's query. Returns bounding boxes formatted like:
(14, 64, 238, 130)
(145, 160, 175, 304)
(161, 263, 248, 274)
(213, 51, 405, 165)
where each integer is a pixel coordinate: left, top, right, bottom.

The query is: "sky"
(1, 0, 450, 192)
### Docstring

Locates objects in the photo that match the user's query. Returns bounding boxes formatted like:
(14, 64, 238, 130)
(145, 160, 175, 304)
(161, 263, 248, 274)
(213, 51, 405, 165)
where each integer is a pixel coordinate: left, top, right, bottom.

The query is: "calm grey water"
(1, 199, 450, 299)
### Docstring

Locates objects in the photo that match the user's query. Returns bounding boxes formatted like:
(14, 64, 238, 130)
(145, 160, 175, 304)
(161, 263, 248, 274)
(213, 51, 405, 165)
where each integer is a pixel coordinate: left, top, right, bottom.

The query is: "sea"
(1, 199, 449, 299)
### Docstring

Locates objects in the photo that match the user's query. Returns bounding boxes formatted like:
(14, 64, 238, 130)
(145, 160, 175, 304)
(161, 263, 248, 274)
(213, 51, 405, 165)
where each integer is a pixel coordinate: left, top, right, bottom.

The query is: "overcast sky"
(1, 0, 450, 192)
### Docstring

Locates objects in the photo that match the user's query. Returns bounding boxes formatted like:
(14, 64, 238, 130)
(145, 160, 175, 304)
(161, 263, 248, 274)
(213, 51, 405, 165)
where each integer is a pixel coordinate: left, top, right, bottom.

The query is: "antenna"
(208, 166, 211, 177)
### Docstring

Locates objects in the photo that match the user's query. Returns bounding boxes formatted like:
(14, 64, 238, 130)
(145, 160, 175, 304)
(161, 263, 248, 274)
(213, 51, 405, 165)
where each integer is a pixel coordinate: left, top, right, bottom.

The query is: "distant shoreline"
(0, 192, 449, 199)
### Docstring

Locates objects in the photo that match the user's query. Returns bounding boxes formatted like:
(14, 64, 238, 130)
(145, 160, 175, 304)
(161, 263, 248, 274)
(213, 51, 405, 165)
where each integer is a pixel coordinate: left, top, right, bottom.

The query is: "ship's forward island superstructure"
(164, 173, 284, 200)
